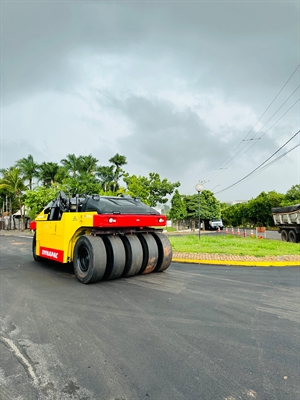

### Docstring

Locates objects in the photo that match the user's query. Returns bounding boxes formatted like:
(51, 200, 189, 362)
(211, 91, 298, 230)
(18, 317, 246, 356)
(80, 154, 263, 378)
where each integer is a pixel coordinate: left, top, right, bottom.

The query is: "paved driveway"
(0, 236, 299, 399)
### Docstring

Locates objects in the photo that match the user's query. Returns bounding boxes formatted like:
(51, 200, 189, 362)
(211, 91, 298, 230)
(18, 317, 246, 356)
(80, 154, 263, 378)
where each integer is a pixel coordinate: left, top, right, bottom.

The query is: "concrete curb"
(172, 258, 300, 267)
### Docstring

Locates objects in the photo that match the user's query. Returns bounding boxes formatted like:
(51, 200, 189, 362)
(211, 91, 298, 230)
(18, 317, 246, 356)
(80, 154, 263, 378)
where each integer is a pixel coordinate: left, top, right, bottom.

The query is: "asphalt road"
(0, 236, 299, 400)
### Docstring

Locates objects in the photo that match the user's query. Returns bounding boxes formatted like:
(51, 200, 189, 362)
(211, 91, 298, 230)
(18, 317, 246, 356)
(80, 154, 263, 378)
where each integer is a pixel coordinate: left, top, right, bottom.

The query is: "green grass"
(166, 226, 176, 232)
(168, 235, 300, 257)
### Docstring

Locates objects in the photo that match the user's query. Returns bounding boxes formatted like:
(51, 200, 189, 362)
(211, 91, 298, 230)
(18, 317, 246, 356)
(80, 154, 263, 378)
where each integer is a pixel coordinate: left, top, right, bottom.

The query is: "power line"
(204, 63, 300, 180)
(223, 97, 300, 170)
(248, 143, 300, 177)
(207, 90, 299, 182)
(215, 130, 300, 194)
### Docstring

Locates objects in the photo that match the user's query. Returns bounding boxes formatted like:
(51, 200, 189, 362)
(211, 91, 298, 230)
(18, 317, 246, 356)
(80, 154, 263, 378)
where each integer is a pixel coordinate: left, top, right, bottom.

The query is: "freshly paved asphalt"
(0, 235, 299, 400)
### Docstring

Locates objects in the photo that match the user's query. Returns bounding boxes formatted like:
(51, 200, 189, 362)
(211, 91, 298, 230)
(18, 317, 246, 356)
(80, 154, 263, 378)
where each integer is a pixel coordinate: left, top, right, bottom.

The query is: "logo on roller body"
(42, 249, 58, 259)
(40, 247, 64, 262)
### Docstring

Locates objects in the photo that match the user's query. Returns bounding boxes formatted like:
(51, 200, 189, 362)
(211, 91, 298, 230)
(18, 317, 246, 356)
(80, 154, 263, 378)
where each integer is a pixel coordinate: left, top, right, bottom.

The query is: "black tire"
(73, 235, 107, 284)
(120, 235, 144, 277)
(281, 230, 289, 242)
(102, 235, 126, 280)
(32, 233, 41, 262)
(151, 232, 172, 272)
(288, 230, 297, 243)
(137, 233, 159, 274)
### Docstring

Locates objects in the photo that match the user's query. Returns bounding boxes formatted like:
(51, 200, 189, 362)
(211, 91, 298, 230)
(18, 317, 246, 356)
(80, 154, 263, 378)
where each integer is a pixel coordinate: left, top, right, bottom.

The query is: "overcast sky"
(1, 0, 299, 202)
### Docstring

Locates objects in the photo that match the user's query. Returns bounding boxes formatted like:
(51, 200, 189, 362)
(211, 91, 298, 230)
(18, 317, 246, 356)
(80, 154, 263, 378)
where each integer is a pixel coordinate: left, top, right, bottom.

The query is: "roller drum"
(151, 232, 172, 272)
(103, 235, 126, 280)
(137, 233, 159, 274)
(120, 234, 144, 277)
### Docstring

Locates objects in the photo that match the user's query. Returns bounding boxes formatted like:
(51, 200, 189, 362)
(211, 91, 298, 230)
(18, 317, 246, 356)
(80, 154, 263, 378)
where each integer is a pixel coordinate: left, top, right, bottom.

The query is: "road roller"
(30, 191, 172, 284)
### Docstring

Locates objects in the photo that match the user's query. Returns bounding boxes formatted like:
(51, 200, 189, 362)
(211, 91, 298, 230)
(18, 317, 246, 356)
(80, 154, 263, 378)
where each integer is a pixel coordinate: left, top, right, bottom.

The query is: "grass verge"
(168, 235, 300, 257)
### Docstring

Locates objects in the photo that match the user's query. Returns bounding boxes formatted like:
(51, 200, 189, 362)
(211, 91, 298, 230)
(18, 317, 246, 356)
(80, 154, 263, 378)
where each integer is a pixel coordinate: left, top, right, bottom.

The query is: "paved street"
(0, 235, 299, 400)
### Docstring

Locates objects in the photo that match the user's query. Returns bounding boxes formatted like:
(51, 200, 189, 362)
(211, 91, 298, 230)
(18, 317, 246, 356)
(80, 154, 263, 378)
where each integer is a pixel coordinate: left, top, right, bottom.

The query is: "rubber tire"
(120, 235, 144, 277)
(151, 232, 172, 272)
(288, 230, 297, 243)
(137, 233, 159, 274)
(73, 235, 107, 284)
(281, 230, 289, 242)
(32, 233, 41, 262)
(102, 235, 126, 280)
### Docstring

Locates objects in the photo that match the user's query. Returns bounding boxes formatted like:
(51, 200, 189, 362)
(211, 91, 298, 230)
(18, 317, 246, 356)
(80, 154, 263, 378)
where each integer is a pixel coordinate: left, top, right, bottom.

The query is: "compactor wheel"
(73, 235, 107, 284)
(138, 233, 159, 274)
(120, 235, 144, 277)
(103, 235, 126, 280)
(151, 232, 173, 272)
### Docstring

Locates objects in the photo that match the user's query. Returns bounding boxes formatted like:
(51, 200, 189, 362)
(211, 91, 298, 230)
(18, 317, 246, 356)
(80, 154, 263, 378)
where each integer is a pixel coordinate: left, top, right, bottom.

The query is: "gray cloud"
(1, 0, 299, 201)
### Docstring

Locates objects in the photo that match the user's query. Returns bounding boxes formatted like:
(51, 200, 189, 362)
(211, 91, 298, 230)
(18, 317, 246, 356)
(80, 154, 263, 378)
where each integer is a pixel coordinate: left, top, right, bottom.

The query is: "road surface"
(0, 235, 299, 399)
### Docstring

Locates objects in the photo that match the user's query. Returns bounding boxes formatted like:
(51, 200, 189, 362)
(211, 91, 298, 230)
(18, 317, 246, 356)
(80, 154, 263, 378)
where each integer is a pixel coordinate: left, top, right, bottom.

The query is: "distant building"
(226, 200, 249, 206)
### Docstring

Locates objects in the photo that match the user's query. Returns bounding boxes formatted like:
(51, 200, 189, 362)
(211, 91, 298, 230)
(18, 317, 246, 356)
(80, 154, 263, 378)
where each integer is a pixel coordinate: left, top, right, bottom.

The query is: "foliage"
(60, 154, 82, 178)
(183, 190, 221, 222)
(247, 191, 283, 227)
(123, 172, 180, 207)
(62, 173, 100, 196)
(79, 154, 99, 175)
(15, 154, 39, 190)
(169, 190, 187, 220)
(96, 165, 115, 192)
(283, 184, 300, 205)
(109, 153, 127, 192)
(24, 185, 65, 220)
(38, 162, 60, 187)
(169, 190, 187, 230)
(222, 191, 285, 227)
(0, 167, 28, 226)
(222, 203, 248, 227)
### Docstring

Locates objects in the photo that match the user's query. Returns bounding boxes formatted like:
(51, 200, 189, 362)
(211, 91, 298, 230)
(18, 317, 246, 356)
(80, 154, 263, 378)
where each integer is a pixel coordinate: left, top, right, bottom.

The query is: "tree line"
(169, 185, 300, 229)
(221, 187, 300, 227)
(0, 153, 299, 229)
(0, 153, 179, 222)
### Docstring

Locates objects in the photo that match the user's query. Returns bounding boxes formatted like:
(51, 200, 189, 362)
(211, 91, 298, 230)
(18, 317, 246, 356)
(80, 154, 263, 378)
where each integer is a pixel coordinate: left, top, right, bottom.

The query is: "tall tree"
(124, 172, 180, 207)
(0, 167, 27, 229)
(15, 154, 39, 190)
(247, 192, 273, 226)
(38, 162, 60, 187)
(183, 190, 221, 229)
(79, 155, 99, 175)
(61, 154, 81, 178)
(284, 184, 300, 205)
(109, 153, 127, 192)
(24, 186, 62, 220)
(169, 189, 187, 230)
(96, 165, 115, 192)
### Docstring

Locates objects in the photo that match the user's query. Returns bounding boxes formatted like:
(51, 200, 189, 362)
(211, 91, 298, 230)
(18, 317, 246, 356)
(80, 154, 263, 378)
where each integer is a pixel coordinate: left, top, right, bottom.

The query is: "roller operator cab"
(30, 191, 172, 284)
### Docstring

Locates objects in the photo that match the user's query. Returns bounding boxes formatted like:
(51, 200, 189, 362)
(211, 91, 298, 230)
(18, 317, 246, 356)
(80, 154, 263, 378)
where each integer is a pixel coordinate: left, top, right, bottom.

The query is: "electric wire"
(206, 91, 300, 182)
(223, 97, 300, 170)
(204, 63, 300, 180)
(215, 130, 300, 194)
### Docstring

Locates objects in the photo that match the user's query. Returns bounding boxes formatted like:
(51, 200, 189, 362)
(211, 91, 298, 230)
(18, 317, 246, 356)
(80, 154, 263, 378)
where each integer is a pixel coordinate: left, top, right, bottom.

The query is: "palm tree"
(61, 154, 81, 178)
(95, 165, 115, 192)
(15, 154, 39, 190)
(38, 162, 60, 187)
(0, 167, 27, 229)
(109, 154, 127, 192)
(79, 155, 99, 175)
